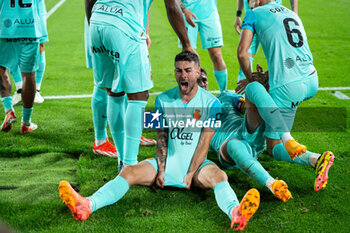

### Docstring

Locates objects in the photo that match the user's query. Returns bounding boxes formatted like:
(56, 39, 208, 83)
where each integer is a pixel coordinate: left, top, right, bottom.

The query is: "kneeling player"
(203, 71, 334, 198)
(59, 52, 260, 230)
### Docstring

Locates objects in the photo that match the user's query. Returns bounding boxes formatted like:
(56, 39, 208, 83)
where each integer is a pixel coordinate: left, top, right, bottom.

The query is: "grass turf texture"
(1, 0, 350, 232)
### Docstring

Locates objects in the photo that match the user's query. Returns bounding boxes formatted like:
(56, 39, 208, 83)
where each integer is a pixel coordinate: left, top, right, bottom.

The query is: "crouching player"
(201, 69, 334, 197)
(59, 52, 260, 230)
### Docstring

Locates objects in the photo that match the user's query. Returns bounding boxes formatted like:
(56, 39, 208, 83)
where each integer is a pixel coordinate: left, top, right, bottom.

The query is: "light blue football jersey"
(210, 92, 243, 153)
(243, 0, 282, 13)
(242, 1, 315, 90)
(90, 0, 153, 41)
(0, 0, 43, 38)
(155, 86, 221, 186)
(210, 91, 266, 160)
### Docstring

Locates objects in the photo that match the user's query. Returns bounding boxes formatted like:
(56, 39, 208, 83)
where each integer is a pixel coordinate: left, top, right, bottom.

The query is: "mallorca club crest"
(193, 109, 201, 120)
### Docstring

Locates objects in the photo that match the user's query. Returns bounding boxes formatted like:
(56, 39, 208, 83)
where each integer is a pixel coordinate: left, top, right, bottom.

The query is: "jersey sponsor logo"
(4, 19, 12, 28)
(284, 57, 295, 69)
(91, 45, 120, 60)
(6, 38, 38, 42)
(13, 18, 35, 25)
(296, 56, 311, 63)
(93, 4, 123, 16)
(170, 127, 193, 141)
(269, 6, 287, 14)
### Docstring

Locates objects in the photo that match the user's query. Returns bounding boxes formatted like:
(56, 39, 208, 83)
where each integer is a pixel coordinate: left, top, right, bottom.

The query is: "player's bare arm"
(85, 0, 97, 24)
(183, 127, 216, 189)
(234, 0, 244, 34)
(237, 28, 254, 91)
(164, 0, 197, 56)
(290, 0, 298, 14)
(156, 128, 169, 188)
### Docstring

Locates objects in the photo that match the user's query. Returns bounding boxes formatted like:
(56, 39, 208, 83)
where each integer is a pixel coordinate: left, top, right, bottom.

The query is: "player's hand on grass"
(235, 79, 248, 94)
(184, 9, 198, 28)
(234, 16, 242, 34)
(156, 171, 165, 188)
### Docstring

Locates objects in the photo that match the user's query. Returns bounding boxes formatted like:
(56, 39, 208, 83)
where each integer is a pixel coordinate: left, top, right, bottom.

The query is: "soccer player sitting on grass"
(59, 52, 260, 230)
(197, 67, 334, 196)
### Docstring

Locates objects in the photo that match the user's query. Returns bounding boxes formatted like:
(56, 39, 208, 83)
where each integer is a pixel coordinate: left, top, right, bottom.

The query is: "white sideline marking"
(331, 91, 350, 100)
(47, 0, 67, 19)
(42, 87, 350, 100)
(318, 87, 350, 91)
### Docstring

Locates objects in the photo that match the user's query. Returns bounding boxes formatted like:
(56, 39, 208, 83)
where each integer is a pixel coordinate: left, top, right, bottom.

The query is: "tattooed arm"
(177, 0, 197, 27)
(156, 128, 169, 188)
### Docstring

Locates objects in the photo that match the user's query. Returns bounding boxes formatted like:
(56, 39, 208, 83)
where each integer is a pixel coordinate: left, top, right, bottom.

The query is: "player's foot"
(285, 139, 306, 159)
(93, 138, 118, 158)
(231, 188, 260, 231)
(140, 136, 157, 146)
(58, 180, 91, 221)
(1, 110, 17, 132)
(269, 179, 292, 202)
(12, 91, 22, 106)
(314, 151, 335, 192)
(20, 121, 37, 134)
(34, 90, 44, 103)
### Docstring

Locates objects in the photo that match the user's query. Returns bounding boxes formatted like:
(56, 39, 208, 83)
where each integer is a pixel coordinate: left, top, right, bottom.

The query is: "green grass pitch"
(1, 0, 350, 232)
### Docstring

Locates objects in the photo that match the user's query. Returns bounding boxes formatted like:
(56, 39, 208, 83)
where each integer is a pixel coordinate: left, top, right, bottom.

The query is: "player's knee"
(266, 138, 281, 157)
(119, 166, 137, 185)
(212, 169, 228, 185)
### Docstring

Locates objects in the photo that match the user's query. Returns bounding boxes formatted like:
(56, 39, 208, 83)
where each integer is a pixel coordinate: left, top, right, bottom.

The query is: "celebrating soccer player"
(59, 52, 260, 230)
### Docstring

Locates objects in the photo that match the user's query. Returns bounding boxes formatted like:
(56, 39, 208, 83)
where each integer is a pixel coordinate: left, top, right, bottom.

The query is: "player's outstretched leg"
(269, 179, 292, 202)
(314, 151, 335, 192)
(59, 180, 91, 221)
(231, 188, 260, 231)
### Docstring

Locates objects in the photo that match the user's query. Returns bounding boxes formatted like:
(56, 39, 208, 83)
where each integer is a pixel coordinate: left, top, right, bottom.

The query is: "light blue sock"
(214, 181, 239, 220)
(227, 139, 273, 186)
(123, 100, 147, 165)
(245, 81, 289, 138)
(272, 143, 312, 166)
(10, 66, 22, 91)
(237, 56, 254, 82)
(107, 95, 126, 160)
(91, 86, 108, 140)
(35, 51, 45, 91)
(22, 107, 33, 122)
(87, 176, 129, 213)
(213, 69, 227, 92)
(2, 96, 13, 112)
